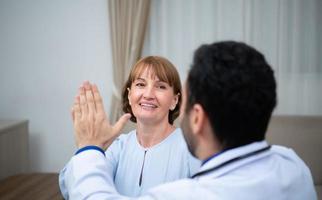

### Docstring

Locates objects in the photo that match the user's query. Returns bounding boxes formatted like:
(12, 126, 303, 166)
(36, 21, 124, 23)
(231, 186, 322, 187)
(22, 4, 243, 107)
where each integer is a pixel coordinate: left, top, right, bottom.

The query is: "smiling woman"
(59, 56, 200, 198)
(123, 56, 181, 127)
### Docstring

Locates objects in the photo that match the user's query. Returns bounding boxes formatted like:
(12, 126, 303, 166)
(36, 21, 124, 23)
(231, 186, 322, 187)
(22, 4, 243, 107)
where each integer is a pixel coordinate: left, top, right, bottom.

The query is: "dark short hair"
(186, 41, 277, 149)
(122, 56, 182, 124)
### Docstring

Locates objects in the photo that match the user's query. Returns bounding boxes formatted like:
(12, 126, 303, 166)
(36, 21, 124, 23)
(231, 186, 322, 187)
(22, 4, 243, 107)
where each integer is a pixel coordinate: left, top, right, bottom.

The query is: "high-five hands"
(71, 81, 131, 150)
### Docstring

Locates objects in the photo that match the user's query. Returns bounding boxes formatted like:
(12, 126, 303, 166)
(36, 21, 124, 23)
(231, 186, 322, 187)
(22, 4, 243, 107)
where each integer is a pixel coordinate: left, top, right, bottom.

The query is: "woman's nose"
(143, 85, 155, 99)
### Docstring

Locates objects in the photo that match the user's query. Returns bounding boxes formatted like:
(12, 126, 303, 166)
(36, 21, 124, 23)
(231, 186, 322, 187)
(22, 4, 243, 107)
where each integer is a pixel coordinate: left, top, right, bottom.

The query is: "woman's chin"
(136, 116, 166, 125)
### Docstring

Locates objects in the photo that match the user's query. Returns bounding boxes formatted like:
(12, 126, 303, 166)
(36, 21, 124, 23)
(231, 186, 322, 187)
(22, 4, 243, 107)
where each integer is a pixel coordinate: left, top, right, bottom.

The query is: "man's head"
(180, 41, 277, 156)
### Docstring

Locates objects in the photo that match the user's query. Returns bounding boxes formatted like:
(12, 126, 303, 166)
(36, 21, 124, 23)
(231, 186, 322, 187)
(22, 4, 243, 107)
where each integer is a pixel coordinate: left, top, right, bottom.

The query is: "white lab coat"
(64, 141, 317, 200)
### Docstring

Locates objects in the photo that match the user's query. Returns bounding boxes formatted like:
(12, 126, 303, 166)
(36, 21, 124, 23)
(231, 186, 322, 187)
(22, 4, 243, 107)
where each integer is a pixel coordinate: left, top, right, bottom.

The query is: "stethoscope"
(191, 145, 271, 179)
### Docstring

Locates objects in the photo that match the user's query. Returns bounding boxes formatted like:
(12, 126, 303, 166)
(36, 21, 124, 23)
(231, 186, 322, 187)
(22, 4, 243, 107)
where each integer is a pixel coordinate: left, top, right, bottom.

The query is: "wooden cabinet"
(0, 120, 29, 180)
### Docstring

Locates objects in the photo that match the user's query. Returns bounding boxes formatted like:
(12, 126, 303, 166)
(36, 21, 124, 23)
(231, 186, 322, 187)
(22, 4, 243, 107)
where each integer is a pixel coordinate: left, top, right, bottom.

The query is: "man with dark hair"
(64, 41, 316, 199)
(183, 41, 276, 153)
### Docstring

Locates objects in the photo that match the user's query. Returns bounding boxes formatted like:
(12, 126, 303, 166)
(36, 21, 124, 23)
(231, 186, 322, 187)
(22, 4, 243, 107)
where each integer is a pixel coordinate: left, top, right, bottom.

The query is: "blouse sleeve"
(188, 151, 201, 176)
(104, 135, 125, 179)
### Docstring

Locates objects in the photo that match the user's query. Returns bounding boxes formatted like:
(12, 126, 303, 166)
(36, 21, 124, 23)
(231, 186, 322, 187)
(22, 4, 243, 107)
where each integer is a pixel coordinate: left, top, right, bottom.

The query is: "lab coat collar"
(196, 140, 270, 179)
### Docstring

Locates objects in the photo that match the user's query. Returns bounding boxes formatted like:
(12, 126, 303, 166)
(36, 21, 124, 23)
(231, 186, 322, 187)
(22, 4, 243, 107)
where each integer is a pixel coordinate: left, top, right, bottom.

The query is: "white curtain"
(143, 0, 322, 115)
(108, 0, 151, 123)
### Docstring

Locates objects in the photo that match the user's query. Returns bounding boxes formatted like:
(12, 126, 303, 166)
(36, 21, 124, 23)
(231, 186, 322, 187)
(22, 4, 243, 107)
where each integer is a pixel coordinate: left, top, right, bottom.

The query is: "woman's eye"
(157, 85, 167, 89)
(135, 83, 145, 87)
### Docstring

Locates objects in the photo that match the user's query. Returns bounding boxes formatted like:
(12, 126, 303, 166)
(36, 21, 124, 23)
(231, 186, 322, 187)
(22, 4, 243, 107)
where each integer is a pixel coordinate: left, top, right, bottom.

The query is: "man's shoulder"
(270, 145, 307, 165)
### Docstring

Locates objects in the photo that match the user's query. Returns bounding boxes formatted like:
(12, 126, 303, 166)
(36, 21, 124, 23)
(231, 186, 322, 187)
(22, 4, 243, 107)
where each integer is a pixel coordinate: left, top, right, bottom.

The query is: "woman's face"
(128, 68, 179, 125)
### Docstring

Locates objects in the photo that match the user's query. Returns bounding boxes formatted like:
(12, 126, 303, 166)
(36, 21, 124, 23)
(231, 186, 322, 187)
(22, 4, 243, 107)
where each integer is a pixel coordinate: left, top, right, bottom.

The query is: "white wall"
(0, 0, 113, 172)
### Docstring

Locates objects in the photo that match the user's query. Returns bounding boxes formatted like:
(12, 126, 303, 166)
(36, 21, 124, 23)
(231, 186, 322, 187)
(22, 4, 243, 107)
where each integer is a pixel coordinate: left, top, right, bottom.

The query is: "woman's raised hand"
(71, 81, 131, 150)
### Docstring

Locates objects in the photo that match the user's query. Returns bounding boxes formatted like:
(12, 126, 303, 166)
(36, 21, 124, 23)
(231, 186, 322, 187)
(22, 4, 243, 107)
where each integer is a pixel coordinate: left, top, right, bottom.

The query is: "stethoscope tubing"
(191, 145, 271, 179)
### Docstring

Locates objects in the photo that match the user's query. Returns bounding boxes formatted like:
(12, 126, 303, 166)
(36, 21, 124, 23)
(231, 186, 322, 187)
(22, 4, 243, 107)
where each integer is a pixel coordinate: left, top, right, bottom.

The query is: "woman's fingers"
(71, 107, 75, 122)
(112, 113, 131, 136)
(79, 86, 88, 119)
(92, 84, 105, 116)
(74, 95, 81, 121)
(84, 81, 95, 120)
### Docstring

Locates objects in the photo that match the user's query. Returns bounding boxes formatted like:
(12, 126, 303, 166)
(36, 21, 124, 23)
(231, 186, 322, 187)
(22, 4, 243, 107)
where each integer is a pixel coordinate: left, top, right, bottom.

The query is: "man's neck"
(196, 135, 222, 161)
(198, 146, 222, 161)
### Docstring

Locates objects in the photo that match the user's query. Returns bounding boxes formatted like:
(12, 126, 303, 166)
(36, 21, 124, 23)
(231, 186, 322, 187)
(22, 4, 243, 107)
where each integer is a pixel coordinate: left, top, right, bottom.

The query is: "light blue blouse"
(59, 128, 200, 198)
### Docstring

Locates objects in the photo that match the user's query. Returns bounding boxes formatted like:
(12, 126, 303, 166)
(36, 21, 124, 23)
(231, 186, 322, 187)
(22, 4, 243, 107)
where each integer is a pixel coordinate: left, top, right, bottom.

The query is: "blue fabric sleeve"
(75, 145, 106, 156)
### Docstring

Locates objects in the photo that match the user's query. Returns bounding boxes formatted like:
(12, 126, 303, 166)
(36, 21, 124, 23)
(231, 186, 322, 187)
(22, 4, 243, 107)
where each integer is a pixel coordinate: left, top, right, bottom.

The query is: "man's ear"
(189, 104, 206, 136)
